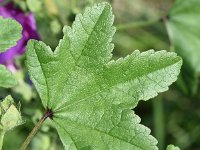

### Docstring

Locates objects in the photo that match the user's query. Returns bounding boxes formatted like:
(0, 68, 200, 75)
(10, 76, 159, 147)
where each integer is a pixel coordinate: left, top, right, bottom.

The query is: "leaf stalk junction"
(20, 108, 53, 150)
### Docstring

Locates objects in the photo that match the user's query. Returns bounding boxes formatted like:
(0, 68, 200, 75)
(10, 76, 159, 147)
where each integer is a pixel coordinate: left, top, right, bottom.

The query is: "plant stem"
(116, 19, 159, 30)
(20, 109, 53, 150)
(153, 95, 165, 150)
(0, 131, 5, 150)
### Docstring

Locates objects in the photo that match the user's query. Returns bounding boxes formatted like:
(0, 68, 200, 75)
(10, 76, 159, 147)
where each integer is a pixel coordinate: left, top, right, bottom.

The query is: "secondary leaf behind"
(166, 0, 200, 94)
(0, 65, 17, 88)
(0, 18, 22, 52)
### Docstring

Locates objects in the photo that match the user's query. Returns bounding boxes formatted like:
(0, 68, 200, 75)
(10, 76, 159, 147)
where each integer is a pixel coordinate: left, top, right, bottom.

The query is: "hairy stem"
(116, 19, 159, 30)
(20, 109, 53, 150)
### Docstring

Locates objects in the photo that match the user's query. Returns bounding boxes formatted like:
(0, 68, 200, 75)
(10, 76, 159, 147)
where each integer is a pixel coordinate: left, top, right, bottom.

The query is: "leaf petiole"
(20, 108, 53, 150)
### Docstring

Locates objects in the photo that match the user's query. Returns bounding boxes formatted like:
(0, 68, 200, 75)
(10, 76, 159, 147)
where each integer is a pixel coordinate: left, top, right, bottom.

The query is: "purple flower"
(0, 1, 39, 71)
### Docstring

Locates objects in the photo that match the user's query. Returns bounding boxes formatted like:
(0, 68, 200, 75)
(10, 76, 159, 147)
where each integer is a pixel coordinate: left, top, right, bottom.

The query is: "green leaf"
(26, 2, 182, 149)
(166, 0, 200, 95)
(0, 17, 22, 52)
(0, 95, 23, 149)
(0, 65, 18, 88)
(166, 0, 200, 73)
(166, 145, 180, 150)
(0, 95, 23, 131)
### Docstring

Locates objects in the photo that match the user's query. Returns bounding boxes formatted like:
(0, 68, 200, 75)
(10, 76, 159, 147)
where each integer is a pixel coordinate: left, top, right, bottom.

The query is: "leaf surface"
(0, 65, 17, 88)
(26, 2, 182, 149)
(0, 18, 22, 52)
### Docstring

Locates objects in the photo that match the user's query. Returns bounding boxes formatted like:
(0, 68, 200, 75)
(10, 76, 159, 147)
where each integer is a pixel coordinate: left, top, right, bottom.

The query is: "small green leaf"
(166, 0, 200, 73)
(0, 65, 18, 88)
(26, 2, 182, 149)
(0, 95, 23, 149)
(166, 144, 180, 150)
(1, 105, 22, 131)
(0, 18, 22, 52)
(0, 95, 14, 113)
(0, 95, 23, 132)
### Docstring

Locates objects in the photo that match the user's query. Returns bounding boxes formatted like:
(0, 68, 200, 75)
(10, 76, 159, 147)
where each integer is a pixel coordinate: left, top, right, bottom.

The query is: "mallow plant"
(0, 2, 182, 150)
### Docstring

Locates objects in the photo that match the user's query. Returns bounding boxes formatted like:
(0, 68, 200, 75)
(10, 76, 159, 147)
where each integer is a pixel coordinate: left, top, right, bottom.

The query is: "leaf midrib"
(33, 43, 50, 107)
(71, 5, 107, 66)
(54, 56, 181, 112)
(49, 5, 108, 109)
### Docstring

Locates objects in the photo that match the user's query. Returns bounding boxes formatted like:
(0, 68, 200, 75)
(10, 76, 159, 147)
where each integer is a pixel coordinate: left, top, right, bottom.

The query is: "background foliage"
(0, 0, 200, 150)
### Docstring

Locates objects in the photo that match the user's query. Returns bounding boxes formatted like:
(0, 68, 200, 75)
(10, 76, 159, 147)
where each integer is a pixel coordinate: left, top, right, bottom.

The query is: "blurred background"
(0, 0, 200, 150)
